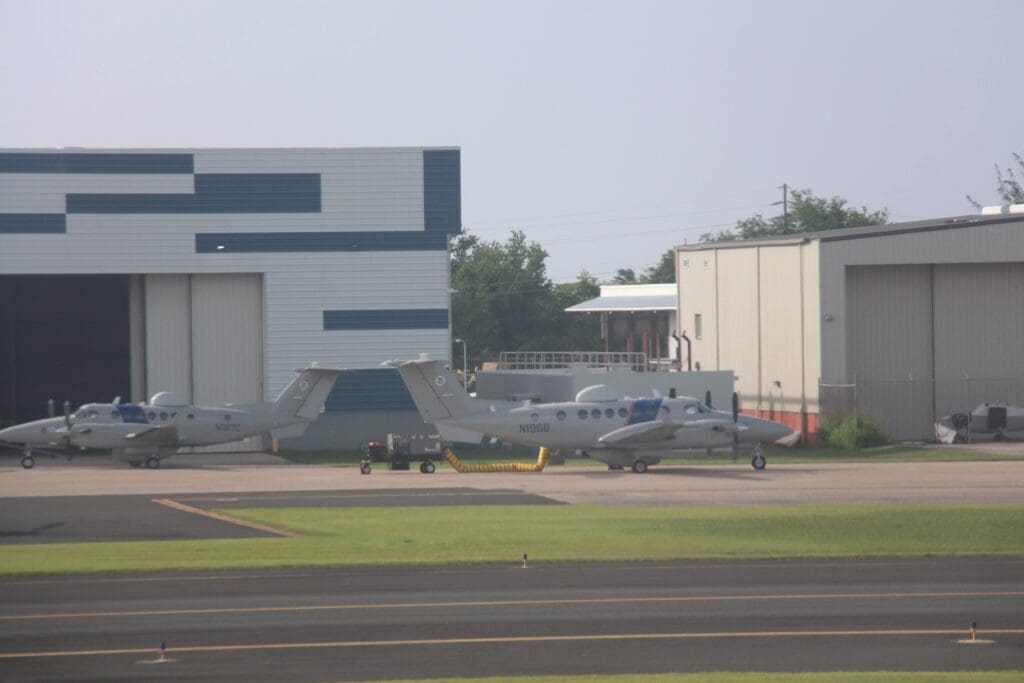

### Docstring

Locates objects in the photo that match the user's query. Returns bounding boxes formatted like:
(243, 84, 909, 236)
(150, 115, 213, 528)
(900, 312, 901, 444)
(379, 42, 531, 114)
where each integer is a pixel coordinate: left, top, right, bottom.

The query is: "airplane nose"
(0, 418, 65, 445)
(747, 417, 796, 443)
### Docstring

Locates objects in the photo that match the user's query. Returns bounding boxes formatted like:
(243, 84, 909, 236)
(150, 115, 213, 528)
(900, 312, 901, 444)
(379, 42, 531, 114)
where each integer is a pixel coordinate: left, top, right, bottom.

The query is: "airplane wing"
(678, 419, 749, 434)
(599, 419, 749, 447)
(124, 424, 180, 445)
(598, 420, 680, 446)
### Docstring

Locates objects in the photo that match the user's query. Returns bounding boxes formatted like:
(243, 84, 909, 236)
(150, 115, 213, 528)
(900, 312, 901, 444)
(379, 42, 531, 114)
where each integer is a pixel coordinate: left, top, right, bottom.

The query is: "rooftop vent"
(980, 204, 1024, 215)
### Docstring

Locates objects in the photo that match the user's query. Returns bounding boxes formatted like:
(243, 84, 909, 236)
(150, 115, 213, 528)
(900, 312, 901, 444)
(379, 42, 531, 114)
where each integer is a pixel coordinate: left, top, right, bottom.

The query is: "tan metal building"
(676, 211, 1024, 441)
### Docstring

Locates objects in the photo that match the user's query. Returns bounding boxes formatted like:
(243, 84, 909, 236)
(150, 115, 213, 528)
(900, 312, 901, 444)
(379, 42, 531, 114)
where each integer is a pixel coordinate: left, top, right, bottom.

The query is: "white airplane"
(0, 366, 342, 469)
(385, 356, 795, 472)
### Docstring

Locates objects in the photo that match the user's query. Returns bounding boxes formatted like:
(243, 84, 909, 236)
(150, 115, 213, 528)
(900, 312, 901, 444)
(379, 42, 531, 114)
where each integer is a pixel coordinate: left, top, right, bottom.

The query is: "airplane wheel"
(146, 457, 160, 469)
(360, 462, 371, 475)
(752, 454, 766, 470)
(21, 456, 34, 469)
(421, 461, 436, 474)
(631, 459, 648, 474)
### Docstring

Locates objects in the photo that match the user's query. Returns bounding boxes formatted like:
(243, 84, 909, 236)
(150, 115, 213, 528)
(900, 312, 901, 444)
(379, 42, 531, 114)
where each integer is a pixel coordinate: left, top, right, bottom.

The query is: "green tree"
(611, 268, 638, 284)
(700, 189, 888, 242)
(967, 152, 1024, 208)
(451, 230, 561, 367)
(639, 249, 675, 283)
(553, 270, 603, 350)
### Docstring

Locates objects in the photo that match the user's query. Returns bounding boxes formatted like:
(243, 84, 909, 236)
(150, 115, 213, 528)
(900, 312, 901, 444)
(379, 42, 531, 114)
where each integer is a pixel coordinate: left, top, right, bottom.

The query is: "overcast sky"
(2, 0, 1022, 281)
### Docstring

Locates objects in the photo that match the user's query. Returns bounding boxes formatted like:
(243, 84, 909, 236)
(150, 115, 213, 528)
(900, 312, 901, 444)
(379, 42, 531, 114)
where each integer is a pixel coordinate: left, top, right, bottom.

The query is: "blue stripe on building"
(0, 214, 67, 234)
(422, 149, 461, 234)
(196, 230, 449, 252)
(66, 173, 321, 213)
(325, 369, 417, 411)
(0, 152, 194, 174)
(323, 309, 449, 331)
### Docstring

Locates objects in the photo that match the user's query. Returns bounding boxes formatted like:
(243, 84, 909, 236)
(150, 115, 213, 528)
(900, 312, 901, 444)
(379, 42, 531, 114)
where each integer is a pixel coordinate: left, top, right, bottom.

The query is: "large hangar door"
(190, 274, 263, 452)
(933, 263, 1024, 416)
(143, 274, 263, 452)
(846, 265, 934, 440)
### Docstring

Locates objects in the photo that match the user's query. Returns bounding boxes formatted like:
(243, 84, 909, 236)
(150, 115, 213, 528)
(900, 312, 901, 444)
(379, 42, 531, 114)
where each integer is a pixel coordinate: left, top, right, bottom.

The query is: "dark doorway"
(0, 275, 131, 427)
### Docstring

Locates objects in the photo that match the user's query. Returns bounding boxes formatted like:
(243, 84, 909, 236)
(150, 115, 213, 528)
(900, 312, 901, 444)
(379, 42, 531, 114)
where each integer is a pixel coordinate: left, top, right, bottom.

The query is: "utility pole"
(779, 183, 789, 232)
(772, 183, 789, 232)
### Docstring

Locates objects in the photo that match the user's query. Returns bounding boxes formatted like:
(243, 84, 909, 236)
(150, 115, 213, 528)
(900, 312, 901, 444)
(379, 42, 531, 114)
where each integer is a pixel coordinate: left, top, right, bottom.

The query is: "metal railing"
(498, 351, 651, 372)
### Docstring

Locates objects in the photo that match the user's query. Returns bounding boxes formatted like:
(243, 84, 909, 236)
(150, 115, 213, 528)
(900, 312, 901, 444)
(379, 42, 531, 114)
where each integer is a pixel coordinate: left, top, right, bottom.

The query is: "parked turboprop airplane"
(0, 366, 342, 469)
(385, 356, 795, 472)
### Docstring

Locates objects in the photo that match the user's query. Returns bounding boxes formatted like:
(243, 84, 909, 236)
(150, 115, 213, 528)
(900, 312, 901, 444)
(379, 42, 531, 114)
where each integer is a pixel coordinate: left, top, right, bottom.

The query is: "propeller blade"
(705, 390, 712, 409)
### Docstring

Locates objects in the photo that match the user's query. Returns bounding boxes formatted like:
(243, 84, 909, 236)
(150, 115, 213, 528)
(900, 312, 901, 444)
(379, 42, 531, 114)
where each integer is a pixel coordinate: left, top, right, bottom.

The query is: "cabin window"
(159, 412, 168, 421)
(147, 411, 156, 420)
(694, 313, 703, 339)
(530, 413, 539, 422)
(604, 408, 615, 418)
(590, 408, 601, 419)
(577, 409, 588, 419)
(556, 410, 566, 421)
(618, 407, 628, 418)
(223, 415, 231, 421)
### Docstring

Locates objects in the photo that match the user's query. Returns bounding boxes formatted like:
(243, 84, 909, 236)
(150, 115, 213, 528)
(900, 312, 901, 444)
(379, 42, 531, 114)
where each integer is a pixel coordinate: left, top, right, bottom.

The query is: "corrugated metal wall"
(845, 265, 934, 440)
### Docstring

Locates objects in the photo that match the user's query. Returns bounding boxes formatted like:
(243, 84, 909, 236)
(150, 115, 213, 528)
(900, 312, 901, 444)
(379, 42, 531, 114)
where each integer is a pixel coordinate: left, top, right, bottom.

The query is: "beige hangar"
(676, 212, 1024, 441)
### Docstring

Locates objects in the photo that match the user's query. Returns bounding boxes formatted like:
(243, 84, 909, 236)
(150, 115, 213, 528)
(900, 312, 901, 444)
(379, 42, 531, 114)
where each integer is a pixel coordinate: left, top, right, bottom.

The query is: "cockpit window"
(685, 404, 698, 415)
(110, 410, 119, 420)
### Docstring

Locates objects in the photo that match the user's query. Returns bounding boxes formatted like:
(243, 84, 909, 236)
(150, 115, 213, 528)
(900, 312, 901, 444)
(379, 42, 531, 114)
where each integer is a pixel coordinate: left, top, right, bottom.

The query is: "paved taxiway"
(1, 558, 1021, 681)
(2, 455, 1024, 505)
(0, 488, 560, 543)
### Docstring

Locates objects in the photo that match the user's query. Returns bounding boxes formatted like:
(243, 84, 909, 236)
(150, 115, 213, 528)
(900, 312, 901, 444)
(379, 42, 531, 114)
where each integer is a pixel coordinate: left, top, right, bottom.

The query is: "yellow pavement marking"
(2, 627, 1023, 659)
(150, 498, 294, 537)
(2, 590, 1021, 621)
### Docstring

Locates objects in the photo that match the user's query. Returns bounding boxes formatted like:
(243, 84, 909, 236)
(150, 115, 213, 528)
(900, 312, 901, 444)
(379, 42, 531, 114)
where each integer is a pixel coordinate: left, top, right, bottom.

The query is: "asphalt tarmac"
(1, 558, 1021, 681)
(0, 489, 560, 544)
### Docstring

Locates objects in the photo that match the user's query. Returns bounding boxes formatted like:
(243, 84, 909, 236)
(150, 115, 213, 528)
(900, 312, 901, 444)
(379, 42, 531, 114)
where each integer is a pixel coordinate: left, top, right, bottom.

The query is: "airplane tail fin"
(383, 357, 483, 422)
(271, 366, 344, 420)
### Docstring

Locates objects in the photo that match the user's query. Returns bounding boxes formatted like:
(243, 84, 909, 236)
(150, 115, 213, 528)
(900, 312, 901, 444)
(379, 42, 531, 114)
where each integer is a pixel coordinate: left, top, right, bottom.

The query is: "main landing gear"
(145, 456, 161, 469)
(751, 446, 767, 471)
(631, 459, 648, 474)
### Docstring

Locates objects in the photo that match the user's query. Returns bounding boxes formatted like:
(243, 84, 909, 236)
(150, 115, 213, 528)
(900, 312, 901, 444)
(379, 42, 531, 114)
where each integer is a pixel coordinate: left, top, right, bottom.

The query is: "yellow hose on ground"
(443, 447, 549, 473)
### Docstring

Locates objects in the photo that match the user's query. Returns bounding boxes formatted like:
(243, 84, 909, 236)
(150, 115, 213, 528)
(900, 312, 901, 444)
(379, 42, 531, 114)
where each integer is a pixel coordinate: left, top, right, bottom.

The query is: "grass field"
(277, 444, 1024, 468)
(364, 674, 1023, 683)
(1, 503, 1021, 575)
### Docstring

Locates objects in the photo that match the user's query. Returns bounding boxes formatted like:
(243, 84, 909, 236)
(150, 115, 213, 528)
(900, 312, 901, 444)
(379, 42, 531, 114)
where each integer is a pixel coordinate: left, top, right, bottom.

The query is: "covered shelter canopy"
(566, 284, 678, 365)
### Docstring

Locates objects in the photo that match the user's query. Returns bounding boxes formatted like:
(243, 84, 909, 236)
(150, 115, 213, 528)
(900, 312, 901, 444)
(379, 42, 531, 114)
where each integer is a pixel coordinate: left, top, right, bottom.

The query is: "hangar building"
(0, 147, 460, 449)
(676, 211, 1024, 441)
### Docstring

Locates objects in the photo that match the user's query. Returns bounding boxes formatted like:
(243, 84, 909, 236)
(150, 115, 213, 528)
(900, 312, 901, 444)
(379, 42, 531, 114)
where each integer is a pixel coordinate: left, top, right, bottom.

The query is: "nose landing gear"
(21, 448, 34, 469)
(751, 446, 767, 470)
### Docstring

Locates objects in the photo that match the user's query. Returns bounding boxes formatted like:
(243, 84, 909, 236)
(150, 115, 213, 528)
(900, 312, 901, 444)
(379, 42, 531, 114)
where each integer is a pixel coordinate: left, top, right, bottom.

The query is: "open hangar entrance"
(0, 275, 131, 427)
(0, 274, 264, 448)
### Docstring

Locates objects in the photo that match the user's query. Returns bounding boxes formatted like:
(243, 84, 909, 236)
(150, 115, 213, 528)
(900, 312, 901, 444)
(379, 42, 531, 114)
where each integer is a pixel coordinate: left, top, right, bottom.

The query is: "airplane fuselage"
(441, 396, 789, 452)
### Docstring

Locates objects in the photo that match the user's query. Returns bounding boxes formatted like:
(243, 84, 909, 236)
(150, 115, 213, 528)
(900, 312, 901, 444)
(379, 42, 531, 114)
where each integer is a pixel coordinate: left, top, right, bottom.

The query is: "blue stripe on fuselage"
(116, 403, 148, 424)
(626, 397, 663, 425)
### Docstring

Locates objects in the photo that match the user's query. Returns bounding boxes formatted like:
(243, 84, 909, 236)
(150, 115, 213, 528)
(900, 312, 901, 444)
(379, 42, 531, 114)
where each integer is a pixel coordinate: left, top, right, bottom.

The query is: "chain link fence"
(820, 375, 1024, 442)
